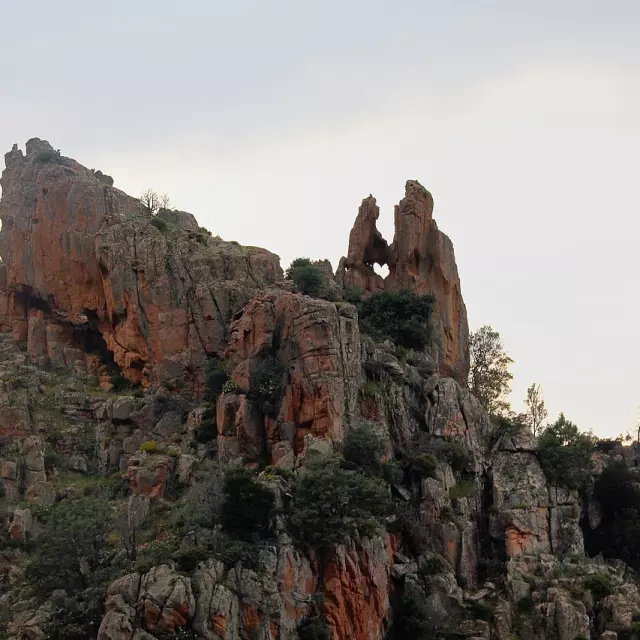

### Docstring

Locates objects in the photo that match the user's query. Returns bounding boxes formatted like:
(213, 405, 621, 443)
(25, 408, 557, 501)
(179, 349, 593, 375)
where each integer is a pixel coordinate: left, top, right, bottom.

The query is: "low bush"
(248, 355, 284, 417)
(433, 439, 469, 473)
(408, 453, 438, 479)
(343, 424, 385, 476)
(583, 573, 614, 601)
(289, 455, 391, 550)
(205, 359, 228, 404)
(450, 479, 475, 500)
(34, 149, 62, 164)
(537, 414, 594, 490)
(419, 554, 449, 576)
(358, 290, 435, 350)
(344, 287, 363, 305)
(286, 258, 324, 297)
(221, 468, 275, 541)
(140, 440, 159, 453)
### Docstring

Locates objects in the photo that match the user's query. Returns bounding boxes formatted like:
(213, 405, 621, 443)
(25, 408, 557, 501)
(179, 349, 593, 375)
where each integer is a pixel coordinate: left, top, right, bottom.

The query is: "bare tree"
(523, 383, 548, 436)
(158, 193, 172, 210)
(140, 188, 161, 215)
(468, 325, 514, 416)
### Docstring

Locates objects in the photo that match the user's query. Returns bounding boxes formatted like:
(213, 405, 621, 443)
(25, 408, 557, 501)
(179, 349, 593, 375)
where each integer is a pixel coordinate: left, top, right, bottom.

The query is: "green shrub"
(537, 414, 594, 490)
(42, 587, 105, 640)
(360, 380, 382, 397)
(408, 453, 438, 479)
(221, 468, 275, 541)
(344, 287, 363, 305)
(419, 554, 449, 576)
(195, 406, 218, 443)
(134, 536, 180, 573)
(24, 496, 111, 598)
(381, 460, 404, 485)
(110, 369, 134, 393)
(583, 573, 614, 601)
(286, 258, 324, 297)
(248, 355, 284, 417)
(297, 617, 331, 640)
(343, 424, 385, 476)
(150, 217, 168, 233)
(140, 440, 159, 453)
(34, 149, 62, 164)
(450, 479, 475, 500)
(358, 290, 435, 350)
(205, 359, 228, 404)
(432, 439, 469, 473)
(222, 379, 239, 394)
(289, 455, 391, 550)
(172, 545, 210, 572)
(211, 534, 254, 565)
(263, 465, 295, 481)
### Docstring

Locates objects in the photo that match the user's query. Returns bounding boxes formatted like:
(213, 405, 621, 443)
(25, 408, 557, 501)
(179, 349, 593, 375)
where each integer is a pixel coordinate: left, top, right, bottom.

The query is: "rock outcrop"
(1, 137, 636, 640)
(219, 291, 361, 465)
(0, 139, 282, 396)
(337, 180, 469, 380)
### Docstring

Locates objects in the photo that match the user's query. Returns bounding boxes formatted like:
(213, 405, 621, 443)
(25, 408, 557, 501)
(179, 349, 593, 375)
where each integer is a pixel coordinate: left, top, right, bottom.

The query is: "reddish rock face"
(0, 139, 282, 395)
(337, 180, 469, 380)
(220, 291, 362, 464)
(322, 538, 393, 640)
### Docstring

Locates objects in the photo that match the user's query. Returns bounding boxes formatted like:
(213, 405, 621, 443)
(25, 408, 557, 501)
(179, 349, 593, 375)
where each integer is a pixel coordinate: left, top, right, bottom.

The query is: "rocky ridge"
(0, 140, 636, 640)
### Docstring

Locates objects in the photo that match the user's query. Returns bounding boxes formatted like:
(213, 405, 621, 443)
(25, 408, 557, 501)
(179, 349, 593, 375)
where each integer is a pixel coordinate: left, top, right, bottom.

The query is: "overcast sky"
(1, 1, 638, 437)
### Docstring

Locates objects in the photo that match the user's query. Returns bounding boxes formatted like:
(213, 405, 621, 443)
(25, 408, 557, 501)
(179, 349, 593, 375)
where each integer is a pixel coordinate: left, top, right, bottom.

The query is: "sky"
(0, 1, 638, 437)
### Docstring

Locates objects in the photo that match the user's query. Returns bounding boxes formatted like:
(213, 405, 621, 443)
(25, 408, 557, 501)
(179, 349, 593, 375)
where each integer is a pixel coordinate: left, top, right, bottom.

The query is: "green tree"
(468, 326, 513, 415)
(286, 258, 324, 297)
(523, 383, 548, 436)
(24, 496, 111, 597)
(342, 424, 385, 476)
(221, 468, 275, 541)
(358, 290, 435, 350)
(290, 455, 391, 550)
(537, 413, 594, 490)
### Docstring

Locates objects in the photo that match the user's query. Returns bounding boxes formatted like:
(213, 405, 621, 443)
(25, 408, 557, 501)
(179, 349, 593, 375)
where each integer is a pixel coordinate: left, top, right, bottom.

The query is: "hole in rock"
(373, 264, 389, 278)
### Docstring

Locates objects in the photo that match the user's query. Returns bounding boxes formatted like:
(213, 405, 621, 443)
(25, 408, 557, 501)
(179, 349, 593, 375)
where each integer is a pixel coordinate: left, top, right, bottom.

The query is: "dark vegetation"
(357, 290, 435, 350)
(589, 460, 640, 570)
(34, 149, 62, 164)
(286, 258, 324, 297)
(537, 413, 594, 490)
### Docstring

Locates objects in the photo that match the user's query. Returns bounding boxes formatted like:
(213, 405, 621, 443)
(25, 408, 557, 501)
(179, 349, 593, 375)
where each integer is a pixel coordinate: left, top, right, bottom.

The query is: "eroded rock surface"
(337, 180, 469, 380)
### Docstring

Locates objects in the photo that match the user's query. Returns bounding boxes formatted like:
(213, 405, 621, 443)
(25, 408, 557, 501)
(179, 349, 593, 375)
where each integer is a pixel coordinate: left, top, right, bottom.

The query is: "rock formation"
(0, 139, 282, 396)
(337, 180, 469, 380)
(0, 139, 636, 640)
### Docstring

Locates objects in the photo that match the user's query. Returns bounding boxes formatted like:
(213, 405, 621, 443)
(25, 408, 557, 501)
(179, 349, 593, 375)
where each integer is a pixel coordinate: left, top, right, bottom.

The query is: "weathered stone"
(337, 181, 469, 380)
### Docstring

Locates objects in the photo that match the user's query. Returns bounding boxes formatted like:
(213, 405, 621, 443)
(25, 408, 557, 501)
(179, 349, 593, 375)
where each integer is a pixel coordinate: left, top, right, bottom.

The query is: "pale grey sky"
(1, 1, 638, 437)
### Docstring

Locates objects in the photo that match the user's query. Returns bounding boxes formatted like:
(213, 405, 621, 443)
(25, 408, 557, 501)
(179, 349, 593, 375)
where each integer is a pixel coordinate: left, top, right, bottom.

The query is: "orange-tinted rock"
(337, 180, 469, 380)
(0, 139, 282, 395)
(223, 291, 361, 462)
(322, 537, 392, 640)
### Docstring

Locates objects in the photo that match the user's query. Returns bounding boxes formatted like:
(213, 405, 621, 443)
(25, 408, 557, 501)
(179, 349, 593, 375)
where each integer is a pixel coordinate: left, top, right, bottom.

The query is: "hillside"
(0, 139, 638, 640)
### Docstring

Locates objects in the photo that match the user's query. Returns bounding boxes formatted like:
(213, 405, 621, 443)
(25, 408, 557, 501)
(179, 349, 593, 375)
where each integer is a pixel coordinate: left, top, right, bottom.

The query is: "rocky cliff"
(336, 181, 469, 381)
(0, 141, 635, 640)
(0, 139, 282, 396)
